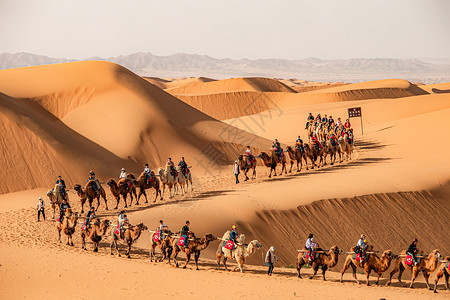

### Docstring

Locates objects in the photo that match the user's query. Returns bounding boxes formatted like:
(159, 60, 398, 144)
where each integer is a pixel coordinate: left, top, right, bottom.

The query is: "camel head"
(250, 240, 262, 249)
(46, 189, 53, 197)
(330, 245, 341, 255)
(237, 155, 243, 162)
(204, 234, 216, 242)
(65, 208, 73, 217)
(285, 146, 292, 153)
(431, 249, 442, 259)
(106, 179, 115, 187)
(382, 250, 397, 260)
(73, 184, 81, 192)
(237, 234, 246, 244)
(136, 223, 148, 231)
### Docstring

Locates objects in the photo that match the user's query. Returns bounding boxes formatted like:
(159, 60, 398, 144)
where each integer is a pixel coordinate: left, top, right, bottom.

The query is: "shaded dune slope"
(238, 186, 450, 269)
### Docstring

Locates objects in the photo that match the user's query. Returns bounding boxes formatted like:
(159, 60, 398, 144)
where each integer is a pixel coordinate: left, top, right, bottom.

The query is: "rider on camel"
(59, 198, 71, 223)
(296, 135, 304, 152)
(87, 171, 101, 194)
(56, 175, 67, 200)
(144, 163, 152, 184)
(230, 225, 238, 244)
(344, 118, 351, 129)
(329, 131, 337, 146)
(178, 157, 188, 176)
(119, 168, 127, 180)
(272, 139, 283, 158)
(356, 234, 367, 267)
(180, 221, 190, 246)
(311, 133, 322, 150)
(245, 146, 254, 166)
(305, 113, 314, 129)
(322, 114, 328, 124)
(167, 158, 177, 177)
(85, 206, 96, 229)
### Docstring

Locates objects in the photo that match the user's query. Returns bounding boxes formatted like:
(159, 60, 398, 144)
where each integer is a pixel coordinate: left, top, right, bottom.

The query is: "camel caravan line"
(53, 211, 449, 293)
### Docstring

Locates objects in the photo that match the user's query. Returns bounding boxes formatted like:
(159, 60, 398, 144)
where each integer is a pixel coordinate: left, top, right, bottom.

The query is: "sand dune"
(143, 76, 215, 90)
(165, 77, 297, 95)
(419, 82, 450, 94)
(0, 62, 269, 193)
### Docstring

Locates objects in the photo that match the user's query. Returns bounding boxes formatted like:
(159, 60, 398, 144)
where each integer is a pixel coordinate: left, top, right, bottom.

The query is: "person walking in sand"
(36, 197, 45, 221)
(233, 160, 240, 184)
(265, 246, 278, 276)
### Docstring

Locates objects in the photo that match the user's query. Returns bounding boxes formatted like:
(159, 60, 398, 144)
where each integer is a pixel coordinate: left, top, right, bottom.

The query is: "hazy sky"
(1, 0, 449, 60)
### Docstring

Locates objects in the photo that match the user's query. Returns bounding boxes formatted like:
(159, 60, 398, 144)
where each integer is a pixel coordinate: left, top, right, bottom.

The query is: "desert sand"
(0, 62, 449, 299)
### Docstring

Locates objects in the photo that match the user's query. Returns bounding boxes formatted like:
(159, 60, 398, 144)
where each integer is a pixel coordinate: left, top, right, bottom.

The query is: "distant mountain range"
(2, 52, 450, 83)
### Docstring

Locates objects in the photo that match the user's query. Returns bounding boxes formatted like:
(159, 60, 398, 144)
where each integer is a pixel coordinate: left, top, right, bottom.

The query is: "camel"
(258, 148, 287, 178)
(322, 139, 340, 166)
(110, 222, 148, 258)
(297, 245, 341, 280)
(216, 231, 263, 273)
(338, 134, 353, 162)
(149, 229, 173, 263)
(158, 166, 177, 199)
(171, 233, 216, 270)
(285, 145, 308, 173)
(174, 166, 189, 196)
(238, 154, 256, 181)
(340, 247, 397, 285)
(303, 143, 324, 169)
(47, 184, 66, 219)
(56, 208, 79, 246)
(107, 178, 137, 209)
(74, 181, 108, 213)
(129, 172, 161, 203)
(81, 218, 110, 252)
(433, 256, 449, 293)
(388, 249, 441, 289)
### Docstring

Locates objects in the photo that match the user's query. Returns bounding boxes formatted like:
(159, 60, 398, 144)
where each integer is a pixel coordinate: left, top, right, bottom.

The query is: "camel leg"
(289, 161, 293, 173)
(80, 199, 85, 213)
(366, 267, 372, 286)
(238, 258, 244, 273)
(183, 252, 191, 269)
(123, 194, 128, 208)
(322, 265, 328, 281)
(296, 160, 300, 172)
(350, 263, 360, 284)
(167, 247, 173, 265)
(126, 242, 132, 258)
(252, 167, 256, 180)
(223, 257, 228, 271)
(387, 259, 400, 286)
(88, 198, 93, 211)
(217, 253, 222, 270)
(297, 259, 305, 278)
(194, 252, 200, 270)
(340, 258, 352, 283)
(434, 270, 444, 293)
(409, 268, 420, 288)
(81, 234, 86, 250)
(423, 270, 432, 290)
(173, 248, 179, 268)
(397, 263, 406, 287)
(58, 229, 62, 243)
(310, 264, 319, 279)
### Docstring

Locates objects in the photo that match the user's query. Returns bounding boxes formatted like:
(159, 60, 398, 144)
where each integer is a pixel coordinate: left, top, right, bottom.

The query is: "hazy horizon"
(1, 0, 449, 60)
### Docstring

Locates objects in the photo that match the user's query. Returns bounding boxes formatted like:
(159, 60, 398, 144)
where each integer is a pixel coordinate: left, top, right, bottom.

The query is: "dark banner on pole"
(348, 107, 362, 118)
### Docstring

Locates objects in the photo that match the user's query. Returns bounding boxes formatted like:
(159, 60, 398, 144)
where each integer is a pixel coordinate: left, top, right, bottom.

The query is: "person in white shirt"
(305, 233, 314, 261)
(144, 164, 151, 183)
(119, 168, 127, 180)
(356, 234, 367, 266)
(265, 246, 278, 276)
(36, 197, 45, 221)
(233, 160, 240, 184)
(245, 146, 254, 166)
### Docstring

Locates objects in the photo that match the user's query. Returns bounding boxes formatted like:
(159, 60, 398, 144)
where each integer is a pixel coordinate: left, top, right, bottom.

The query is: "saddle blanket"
(303, 250, 319, 260)
(81, 221, 86, 231)
(405, 255, 414, 266)
(353, 253, 369, 262)
(114, 224, 120, 235)
(224, 240, 234, 250)
(153, 230, 161, 242)
(177, 236, 186, 246)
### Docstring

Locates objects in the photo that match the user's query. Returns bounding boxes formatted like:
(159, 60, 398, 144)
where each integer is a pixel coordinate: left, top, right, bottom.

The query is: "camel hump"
(118, 178, 127, 184)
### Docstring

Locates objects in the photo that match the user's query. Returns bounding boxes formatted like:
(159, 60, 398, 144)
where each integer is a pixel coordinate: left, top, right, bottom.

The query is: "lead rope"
(260, 246, 267, 266)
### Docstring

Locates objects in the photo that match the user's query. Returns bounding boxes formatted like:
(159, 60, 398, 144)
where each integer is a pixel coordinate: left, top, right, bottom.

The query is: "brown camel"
(322, 139, 340, 166)
(172, 233, 216, 270)
(74, 181, 108, 213)
(107, 178, 137, 209)
(258, 148, 287, 178)
(303, 143, 324, 169)
(149, 229, 173, 263)
(110, 223, 148, 258)
(285, 145, 308, 172)
(56, 208, 79, 246)
(297, 245, 341, 280)
(238, 154, 256, 181)
(340, 247, 397, 285)
(433, 256, 450, 293)
(129, 172, 162, 204)
(81, 218, 110, 252)
(158, 166, 177, 199)
(388, 249, 441, 289)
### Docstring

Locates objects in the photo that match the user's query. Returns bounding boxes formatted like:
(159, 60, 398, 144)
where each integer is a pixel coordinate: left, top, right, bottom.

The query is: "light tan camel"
(149, 229, 173, 263)
(81, 218, 110, 252)
(433, 256, 449, 293)
(322, 139, 340, 166)
(129, 172, 162, 203)
(158, 166, 177, 199)
(338, 134, 353, 162)
(110, 223, 148, 258)
(238, 154, 256, 181)
(73, 181, 108, 213)
(258, 148, 287, 178)
(174, 166, 188, 196)
(171, 233, 216, 270)
(107, 178, 137, 209)
(216, 231, 263, 273)
(297, 245, 341, 280)
(388, 249, 441, 289)
(56, 208, 79, 246)
(340, 247, 397, 285)
(47, 184, 66, 219)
